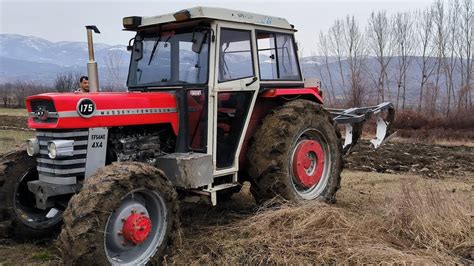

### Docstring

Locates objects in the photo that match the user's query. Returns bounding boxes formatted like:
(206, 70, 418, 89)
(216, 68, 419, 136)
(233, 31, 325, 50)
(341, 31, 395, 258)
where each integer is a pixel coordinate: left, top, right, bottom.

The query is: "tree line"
(316, 0, 472, 116)
(0, 72, 126, 108)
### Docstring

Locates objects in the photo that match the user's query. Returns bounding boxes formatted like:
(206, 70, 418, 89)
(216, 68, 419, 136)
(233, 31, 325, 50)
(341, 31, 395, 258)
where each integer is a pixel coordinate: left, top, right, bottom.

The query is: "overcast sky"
(1, 0, 435, 56)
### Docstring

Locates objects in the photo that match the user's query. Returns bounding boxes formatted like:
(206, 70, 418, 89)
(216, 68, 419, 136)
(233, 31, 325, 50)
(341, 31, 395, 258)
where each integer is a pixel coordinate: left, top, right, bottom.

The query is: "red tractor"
(0, 7, 394, 264)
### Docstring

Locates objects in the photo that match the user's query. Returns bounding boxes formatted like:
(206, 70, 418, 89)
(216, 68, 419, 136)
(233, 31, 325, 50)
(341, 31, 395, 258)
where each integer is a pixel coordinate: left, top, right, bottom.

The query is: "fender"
(260, 87, 324, 104)
(26, 92, 179, 134)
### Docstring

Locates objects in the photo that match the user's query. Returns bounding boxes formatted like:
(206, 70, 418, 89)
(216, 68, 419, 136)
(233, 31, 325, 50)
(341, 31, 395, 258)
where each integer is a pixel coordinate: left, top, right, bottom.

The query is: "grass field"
(0, 170, 472, 264)
(0, 129, 35, 153)
(0, 108, 29, 117)
(0, 108, 32, 153)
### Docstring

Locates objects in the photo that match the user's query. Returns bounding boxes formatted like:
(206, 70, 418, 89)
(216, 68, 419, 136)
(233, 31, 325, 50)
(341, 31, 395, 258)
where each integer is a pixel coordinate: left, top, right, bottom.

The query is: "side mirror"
(192, 31, 207, 53)
(127, 37, 135, 52)
(133, 39, 143, 61)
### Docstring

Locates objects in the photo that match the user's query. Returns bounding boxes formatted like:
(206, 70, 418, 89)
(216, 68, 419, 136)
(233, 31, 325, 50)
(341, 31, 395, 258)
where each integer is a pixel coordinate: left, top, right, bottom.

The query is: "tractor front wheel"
(0, 149, 62, 240)
(58, 162, 179, 265)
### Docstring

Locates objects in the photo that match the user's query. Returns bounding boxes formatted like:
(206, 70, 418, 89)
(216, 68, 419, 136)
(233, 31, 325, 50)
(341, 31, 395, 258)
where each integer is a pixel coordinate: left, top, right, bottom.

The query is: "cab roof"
(139, 6, 294, 30)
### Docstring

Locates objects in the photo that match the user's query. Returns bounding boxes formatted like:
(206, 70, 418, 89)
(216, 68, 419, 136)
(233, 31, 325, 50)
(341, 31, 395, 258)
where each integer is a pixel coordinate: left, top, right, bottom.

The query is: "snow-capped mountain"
(0, 34, 128, 67)
(0, 34, 129, 85)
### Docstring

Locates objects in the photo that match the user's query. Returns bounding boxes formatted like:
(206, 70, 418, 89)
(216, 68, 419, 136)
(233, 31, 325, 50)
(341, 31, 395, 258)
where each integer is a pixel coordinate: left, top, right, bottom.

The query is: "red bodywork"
(26, 92, 179, 134)
(26, 87, 323, 165)
(261, 87, 323, 103)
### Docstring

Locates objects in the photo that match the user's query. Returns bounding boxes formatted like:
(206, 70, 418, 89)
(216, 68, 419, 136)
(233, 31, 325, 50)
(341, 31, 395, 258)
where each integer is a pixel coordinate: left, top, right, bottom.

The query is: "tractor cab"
(122, 7, 313, 203)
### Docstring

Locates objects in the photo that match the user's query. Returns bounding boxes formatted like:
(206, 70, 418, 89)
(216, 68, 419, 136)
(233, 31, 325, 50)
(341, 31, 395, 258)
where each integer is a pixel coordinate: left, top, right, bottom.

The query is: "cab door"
(212, 22, 259, 175)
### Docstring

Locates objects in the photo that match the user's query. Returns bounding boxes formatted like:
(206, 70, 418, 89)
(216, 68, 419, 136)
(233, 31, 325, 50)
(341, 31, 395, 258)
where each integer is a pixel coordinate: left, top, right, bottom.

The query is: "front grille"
(36, 129, 89, 185)
(30, 99, 58, 124)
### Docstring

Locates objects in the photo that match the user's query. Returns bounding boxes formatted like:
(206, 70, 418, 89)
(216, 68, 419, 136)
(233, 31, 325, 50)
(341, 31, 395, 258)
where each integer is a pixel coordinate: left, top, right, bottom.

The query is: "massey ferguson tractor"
(0, 7, 394, 264)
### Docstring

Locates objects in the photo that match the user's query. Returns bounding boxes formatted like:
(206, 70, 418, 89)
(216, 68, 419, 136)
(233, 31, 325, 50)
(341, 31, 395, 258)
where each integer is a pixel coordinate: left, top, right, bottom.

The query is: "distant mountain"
(0, 34, 468, 108)
(0, 34, 129, 85)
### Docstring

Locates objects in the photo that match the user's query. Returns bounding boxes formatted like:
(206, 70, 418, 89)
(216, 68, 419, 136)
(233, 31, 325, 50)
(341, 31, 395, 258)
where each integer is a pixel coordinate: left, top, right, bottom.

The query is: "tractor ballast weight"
(0, 6, 396, 264)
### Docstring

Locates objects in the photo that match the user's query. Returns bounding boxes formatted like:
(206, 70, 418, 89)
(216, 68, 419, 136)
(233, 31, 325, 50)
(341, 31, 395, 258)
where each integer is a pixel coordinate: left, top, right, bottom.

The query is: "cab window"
(218, 28, 254, 82)
(256, 31, 301, 81)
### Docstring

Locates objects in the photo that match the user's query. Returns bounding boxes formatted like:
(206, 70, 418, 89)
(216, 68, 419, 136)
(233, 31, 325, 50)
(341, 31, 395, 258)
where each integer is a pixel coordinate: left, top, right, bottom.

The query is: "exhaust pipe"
(85, 25, 100, 93)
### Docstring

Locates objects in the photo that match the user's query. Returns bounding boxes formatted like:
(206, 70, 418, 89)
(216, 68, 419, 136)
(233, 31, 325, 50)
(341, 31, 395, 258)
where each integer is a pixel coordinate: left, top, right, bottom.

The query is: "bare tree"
(424, 81, 440, 114)
(457, 0, 473, 110)
(4, 80, 52, 108)
(317, 31, 336, 103)
(415, 7, 437, 112)
(0, 83, 12, 108)
(105, 50, 125, 84)
(54, 72, 81, 92)
(366, 11, 393, 102)
(432, 0, 446, 114)
(393, 12, 415, 110)
(442, 0, 461, 116)
(328, 19, 348, 99)
(344, 15, 366, 106)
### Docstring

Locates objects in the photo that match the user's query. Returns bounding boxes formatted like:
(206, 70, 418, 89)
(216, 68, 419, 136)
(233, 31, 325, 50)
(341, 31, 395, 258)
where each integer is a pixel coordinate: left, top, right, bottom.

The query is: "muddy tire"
(0, 149, 62, 240)
(247, 99, 343, 203)
(58, 162, 179, 265)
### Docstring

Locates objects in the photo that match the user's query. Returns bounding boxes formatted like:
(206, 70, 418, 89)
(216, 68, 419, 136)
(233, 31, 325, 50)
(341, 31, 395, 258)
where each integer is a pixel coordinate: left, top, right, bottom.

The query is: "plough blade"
(327, 102, 395, 154)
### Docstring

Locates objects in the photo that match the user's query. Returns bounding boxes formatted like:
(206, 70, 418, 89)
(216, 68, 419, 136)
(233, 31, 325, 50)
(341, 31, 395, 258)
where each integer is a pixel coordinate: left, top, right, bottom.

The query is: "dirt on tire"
(0, 149, 60, 240)
(345, 140, 474, 178)
(58, 162, 179, 265)
(247, 99, 343, 203)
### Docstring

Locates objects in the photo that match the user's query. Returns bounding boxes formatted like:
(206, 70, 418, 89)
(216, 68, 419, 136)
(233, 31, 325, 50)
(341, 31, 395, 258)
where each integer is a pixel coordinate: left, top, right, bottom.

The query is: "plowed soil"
(345, 140, 474, 178)
(0, 115, 29, 130)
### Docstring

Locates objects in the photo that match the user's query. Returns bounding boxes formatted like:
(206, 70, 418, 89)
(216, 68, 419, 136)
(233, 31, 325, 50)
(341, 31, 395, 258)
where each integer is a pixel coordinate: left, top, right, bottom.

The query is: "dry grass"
(392, 109, 474, 143)
(170, 178, 473, 264)
(0, 171, 471, 264)
(394, 109, 474, 131)
(0, 108, 29, 117)
(385, 183, 473, 260)
(0, 129, 34, 154)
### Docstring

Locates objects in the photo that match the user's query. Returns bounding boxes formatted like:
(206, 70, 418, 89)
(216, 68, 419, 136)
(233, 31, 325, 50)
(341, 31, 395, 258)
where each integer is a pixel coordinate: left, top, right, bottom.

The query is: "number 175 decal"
(77, 98, 96, 118)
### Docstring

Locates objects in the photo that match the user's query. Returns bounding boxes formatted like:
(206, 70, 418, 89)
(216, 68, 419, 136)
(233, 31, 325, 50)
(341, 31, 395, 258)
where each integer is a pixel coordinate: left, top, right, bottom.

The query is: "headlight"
(47, 142, 57, 159)
(47, 140, 74, 159)
(26, 138, 39, 156)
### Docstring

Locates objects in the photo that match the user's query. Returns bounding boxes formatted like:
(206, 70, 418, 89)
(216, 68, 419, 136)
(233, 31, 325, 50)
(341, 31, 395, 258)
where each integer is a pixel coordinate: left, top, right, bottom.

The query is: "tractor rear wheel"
(0, 149, 62, 240)
(58, 162, 179, 265)
(248, 99, 343, 203)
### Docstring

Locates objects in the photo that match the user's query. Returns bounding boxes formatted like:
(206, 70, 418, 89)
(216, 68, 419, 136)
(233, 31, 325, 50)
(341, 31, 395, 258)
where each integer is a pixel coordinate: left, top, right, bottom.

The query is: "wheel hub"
(122, 213, 152, 245)
(292, 139, 324, 188)
(105, 190, 167, 265)
(106, 199, 151, 252)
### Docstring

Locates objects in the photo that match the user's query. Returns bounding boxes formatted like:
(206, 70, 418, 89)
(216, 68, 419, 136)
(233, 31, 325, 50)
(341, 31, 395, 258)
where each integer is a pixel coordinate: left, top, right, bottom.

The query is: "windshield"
(128, 28, 210, 87)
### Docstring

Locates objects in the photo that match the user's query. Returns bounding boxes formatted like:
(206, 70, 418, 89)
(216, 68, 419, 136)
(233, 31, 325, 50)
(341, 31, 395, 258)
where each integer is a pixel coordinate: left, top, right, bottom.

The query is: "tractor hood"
(25, 92, 179, 134)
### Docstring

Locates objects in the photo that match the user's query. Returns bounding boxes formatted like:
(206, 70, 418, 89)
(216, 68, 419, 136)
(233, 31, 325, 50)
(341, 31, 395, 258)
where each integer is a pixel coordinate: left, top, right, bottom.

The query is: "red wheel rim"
(122, 213, 153, 245)
(292, 139, 324, 188)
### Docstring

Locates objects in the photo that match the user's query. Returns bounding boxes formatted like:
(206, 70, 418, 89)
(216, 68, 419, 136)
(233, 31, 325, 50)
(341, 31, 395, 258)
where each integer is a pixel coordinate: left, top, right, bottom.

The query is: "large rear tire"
(58, 162, 179, 265)
(247, 99, 343, 203)
(0, 149, 62, 240)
